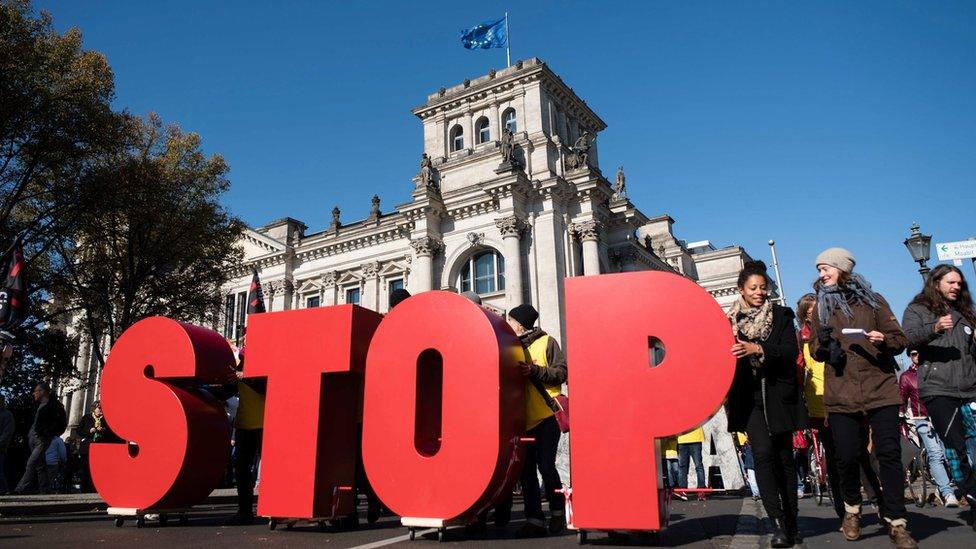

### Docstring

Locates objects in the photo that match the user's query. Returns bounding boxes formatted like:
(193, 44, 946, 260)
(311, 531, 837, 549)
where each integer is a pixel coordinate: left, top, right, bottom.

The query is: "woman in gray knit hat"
(809, 248, 917, 549)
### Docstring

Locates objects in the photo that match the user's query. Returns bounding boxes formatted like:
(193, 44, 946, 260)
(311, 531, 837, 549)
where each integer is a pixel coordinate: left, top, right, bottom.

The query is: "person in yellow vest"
(508, 304, 568, 538)
(676, 426, 706, 489)
(227, 339, 266, 525)
(662, 436, 680, 488)
(736, 432, 761, 500)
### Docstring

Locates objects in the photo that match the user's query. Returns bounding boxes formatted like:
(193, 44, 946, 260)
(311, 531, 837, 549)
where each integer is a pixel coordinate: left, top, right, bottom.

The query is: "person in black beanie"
(506, 304, 568, 537)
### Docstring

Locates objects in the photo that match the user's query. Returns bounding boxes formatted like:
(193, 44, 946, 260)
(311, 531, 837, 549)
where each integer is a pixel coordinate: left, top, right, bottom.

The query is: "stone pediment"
(336, 271, 362, 287)
(241, 228, 288, 261)
(294, 277, 322, 295)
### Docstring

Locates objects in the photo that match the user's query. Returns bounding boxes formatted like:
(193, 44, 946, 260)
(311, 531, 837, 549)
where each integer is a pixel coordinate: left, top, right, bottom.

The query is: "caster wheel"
(159, 514, 169, 526)
(437, 528, 446, 542)
(409, 528, 416, 541)
(269, 519, 278, 531)
(577, 530, 588, 545)
(136, 517, 146, 528)
(114, 517, 124, 528)
(179, 514, 188, 525)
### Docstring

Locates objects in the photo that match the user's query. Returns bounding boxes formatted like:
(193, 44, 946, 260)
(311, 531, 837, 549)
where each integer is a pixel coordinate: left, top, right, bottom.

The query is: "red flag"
(247, 268, 266, 315)
(0, 234, 27, 335)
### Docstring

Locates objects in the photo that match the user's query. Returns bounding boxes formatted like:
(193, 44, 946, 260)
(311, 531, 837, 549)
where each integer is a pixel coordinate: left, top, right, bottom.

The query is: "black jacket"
(726, 304, 808, 435)
(902, 302, 976, 401)
(32, 398, 67, 439)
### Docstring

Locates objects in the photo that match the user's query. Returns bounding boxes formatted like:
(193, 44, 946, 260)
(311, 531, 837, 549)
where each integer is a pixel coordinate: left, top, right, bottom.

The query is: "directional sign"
(936, 240, 976, 261)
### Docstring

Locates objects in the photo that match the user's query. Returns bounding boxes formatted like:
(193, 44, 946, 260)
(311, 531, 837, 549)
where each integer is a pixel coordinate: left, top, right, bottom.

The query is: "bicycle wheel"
(809, 449, 823, 505)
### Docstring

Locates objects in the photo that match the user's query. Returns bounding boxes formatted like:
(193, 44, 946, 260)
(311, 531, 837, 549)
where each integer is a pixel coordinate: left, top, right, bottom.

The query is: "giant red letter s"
(362, 291, 525, 522)
(566, 272, 735, 531)
(91, 317, 234, 510)
(246, 305, 382, 519)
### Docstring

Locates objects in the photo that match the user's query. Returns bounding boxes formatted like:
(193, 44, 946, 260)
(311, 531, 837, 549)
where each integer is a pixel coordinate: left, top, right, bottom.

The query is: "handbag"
(531, 378, 569, 433)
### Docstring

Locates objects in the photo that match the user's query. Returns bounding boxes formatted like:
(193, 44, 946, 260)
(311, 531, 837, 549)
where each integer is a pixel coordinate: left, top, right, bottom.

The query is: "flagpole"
(505, 12, 511, 67)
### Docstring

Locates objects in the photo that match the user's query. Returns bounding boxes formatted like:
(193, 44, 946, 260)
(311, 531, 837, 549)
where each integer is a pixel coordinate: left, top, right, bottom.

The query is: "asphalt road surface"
(1, 494, 973, 548)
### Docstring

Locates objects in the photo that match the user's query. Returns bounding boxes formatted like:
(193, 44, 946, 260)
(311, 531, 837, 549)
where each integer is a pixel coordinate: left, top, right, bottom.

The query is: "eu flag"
(460, 17, 507, 50)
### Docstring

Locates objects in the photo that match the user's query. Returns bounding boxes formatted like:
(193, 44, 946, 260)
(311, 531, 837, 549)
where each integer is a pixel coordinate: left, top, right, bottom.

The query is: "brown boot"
(841, 512, 860, 541)
(888, 524, 918, 549)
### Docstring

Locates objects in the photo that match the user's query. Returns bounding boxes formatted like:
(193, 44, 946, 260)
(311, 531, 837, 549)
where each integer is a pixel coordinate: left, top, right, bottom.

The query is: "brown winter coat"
(809, 293, 907, 414)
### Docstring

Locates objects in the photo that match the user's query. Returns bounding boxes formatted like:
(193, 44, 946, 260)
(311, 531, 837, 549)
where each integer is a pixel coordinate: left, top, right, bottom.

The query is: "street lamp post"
(903, 222, 933, 280)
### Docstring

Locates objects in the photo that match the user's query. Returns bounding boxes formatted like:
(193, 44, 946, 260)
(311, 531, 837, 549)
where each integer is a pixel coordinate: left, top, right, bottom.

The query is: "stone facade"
(63, 58, 768, 490)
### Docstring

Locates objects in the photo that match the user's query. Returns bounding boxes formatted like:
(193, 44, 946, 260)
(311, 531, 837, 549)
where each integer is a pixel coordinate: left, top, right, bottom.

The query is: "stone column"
(361, 262, 380, 312)
(463, 111, 474, 151)
(321, 272, 337, 306)
(410, 237, 442, 293)
(67, 337, 92, 434)
(495, 216, 526, 311)
(574, 221, 602, 275)
(489, 102, 500, 142)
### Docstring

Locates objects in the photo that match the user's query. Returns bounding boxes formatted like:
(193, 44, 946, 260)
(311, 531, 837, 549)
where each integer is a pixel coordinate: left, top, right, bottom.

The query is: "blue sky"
(38, 1, 976, 323)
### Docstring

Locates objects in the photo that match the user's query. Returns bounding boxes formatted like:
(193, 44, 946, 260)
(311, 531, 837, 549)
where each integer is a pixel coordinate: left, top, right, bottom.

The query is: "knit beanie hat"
(389, 288, 411, 310)
(815, 247, 855, 273)
(508, 304, 539, 329)
(460, 291, 482, 305)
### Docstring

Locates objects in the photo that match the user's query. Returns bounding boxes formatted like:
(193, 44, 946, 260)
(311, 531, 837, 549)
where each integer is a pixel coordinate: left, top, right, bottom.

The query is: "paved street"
(1, 494, 973, 548)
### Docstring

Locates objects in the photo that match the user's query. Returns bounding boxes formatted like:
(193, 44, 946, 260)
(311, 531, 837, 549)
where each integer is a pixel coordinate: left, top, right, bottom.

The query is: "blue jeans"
(910, 418, 953, 498)
(666, 458, 680, 488)
(678, 442, 706, 488)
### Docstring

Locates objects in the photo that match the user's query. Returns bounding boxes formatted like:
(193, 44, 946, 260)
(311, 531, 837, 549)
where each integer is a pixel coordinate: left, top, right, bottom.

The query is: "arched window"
(475, 116, 490, 144)
(450, 124, 464, 152)
(458, 250, 505, 295)
(503, 108, 517, 133)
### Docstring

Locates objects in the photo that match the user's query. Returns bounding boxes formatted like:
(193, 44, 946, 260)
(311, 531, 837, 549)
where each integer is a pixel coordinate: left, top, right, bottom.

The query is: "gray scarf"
(816, 272, 880, 324)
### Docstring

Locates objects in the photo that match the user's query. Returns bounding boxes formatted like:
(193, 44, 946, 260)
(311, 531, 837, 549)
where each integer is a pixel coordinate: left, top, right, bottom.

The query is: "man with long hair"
(902, 264, 976, 528)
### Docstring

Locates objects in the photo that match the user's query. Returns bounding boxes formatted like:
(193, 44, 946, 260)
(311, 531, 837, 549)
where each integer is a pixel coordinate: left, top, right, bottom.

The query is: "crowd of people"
(709, 250, 976, 549)
(2, 246, 976, 549)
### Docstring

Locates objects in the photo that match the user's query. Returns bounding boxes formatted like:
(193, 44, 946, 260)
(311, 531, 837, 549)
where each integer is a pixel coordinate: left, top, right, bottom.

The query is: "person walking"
(663, 436, 682, 490)
(14, 382, 67, 494)
(0, 395, 14, 494)
(507, 304, 567, 537)
(726, 260, 807, 547)
(899, 348, 958, 507)
(902, 264, 976, 523)
(676, 427, 707, 489)
(797, 294, 885, 521)
(809, 248, 917, 549)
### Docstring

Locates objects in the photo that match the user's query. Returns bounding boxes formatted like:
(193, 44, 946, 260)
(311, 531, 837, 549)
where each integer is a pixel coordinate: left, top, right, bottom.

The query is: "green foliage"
(0, 2, 242, 407)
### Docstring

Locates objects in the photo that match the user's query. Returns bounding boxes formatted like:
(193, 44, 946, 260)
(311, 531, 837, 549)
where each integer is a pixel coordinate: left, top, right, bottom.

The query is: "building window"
(503, 108, 517, 133)
(475, 116, 490, 144)
(234, 291, 246, 345)
(306, 296, 320, 308)
(223, 294, 235, 339)
(458, 250, 505, 295)
(388, 278, 404, 296)
(346, 287, 361, 305)
(450, 124, 464, 151)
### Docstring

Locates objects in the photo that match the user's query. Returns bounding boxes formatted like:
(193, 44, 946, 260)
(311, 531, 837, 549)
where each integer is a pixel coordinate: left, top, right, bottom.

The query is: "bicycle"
(806, 428, 832, 506)
(900, 414, 934, 508)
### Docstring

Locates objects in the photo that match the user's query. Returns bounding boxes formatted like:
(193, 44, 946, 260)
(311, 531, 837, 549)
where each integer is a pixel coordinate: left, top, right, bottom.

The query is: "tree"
(0, 0, 119, 399)
(57, 113, 243, 368)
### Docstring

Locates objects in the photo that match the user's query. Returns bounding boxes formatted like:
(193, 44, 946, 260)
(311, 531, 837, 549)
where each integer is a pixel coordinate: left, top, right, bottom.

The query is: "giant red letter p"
(566, 272, 735, 531)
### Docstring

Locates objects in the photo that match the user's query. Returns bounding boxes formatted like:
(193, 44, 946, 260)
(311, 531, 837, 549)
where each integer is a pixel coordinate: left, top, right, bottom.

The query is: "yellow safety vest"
(524, 334, 559, 430)
(677, 427, 705, 444)
(235, 381, 265, 430)
(803, 342, 826, 419)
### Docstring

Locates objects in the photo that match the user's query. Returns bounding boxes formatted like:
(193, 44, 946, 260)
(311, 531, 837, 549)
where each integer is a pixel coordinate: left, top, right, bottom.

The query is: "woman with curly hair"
(726, 260, 807, 547)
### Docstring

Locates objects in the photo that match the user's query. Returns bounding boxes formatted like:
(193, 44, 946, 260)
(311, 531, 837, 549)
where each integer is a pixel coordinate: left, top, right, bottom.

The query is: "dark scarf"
(816, 272, 880, 324)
